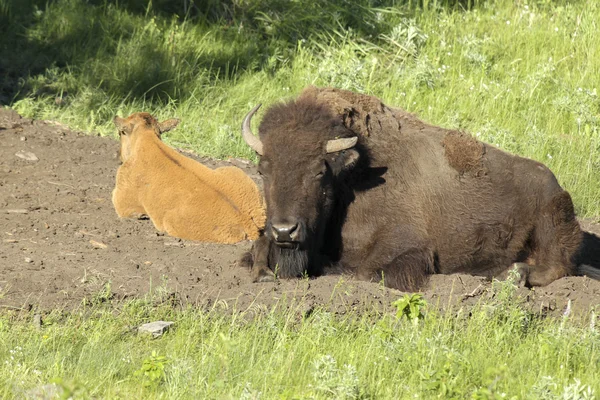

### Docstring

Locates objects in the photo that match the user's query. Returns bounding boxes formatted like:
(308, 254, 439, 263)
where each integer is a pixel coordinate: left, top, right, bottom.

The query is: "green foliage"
(419, 354, 467, 399)
(0, 295, 599, 398)
(134, 350, 170, 387)
(309, 354, 360, 400)
(531, 376, 597, 400)
(91, 281, 114, 305)
(393, 293, 427, 321)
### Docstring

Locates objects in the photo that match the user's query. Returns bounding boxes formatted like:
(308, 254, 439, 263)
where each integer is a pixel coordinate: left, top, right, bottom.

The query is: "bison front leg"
(239, 234, 274, 283)
(111, 187, 146, 218)
(360, 247, 436, 291)
(354, 227, 436, 291)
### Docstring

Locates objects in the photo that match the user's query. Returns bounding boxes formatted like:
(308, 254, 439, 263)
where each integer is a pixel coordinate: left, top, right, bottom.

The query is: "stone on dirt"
(5, 208, 28, 214)
(15, 150, 39, 162)
(32, 314, 42, 329)
(89, 240, 107, 249)
(138, 321, 174, 338)
(24, 383, 62, 400)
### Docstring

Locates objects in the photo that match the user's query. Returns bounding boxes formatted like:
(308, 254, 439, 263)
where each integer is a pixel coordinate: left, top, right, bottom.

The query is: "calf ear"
(158, 118, 180, 134)
(113, 116, 126, 131)
(113, 116, 132, 136)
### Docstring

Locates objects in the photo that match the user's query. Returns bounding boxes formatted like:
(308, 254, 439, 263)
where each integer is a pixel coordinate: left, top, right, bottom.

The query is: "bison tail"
(578, 264, 600, 281)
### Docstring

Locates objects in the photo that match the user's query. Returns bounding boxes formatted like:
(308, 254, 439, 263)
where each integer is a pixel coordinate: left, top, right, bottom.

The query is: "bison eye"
(315, 171, 324, 179)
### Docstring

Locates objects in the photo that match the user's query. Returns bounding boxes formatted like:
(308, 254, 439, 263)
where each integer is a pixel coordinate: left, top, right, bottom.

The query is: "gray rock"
(33, 314, 42, 329)
(5, 209, 28, 214)
(25, 383, 62, 399)
(15, 150, 39, 162)
(138, 321, 174, 338)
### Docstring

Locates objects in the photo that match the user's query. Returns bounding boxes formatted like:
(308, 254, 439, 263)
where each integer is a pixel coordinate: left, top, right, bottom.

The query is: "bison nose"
(271, 222, 299, 242)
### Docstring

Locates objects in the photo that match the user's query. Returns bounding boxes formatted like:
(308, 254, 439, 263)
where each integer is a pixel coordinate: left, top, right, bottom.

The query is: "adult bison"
(239, 86, 585, 290)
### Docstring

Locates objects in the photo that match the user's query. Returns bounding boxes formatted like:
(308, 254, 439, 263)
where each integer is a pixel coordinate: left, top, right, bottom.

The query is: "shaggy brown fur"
(113, 112, 265, 243)
(443, 131, 487, 176)
(240, 86, 586, 290)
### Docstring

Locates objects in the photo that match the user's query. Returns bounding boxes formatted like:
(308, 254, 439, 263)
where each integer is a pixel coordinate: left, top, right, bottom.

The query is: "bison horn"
(326, 136, 358, 153)
(242, 104, 264, 155)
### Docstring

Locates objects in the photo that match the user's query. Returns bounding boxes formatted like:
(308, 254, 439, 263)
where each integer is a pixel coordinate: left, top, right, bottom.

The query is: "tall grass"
(1, 280, 599, 399)
(1, 0, 599, 215)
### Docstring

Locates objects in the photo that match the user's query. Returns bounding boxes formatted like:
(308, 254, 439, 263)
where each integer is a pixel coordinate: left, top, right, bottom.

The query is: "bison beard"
(269, 246, 310, 278)
(267, 214, 330, 278)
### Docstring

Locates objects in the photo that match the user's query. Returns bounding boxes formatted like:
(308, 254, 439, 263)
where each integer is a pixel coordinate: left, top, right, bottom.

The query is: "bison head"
(241, 99, 359, 277)
(113, 113, 180, 163)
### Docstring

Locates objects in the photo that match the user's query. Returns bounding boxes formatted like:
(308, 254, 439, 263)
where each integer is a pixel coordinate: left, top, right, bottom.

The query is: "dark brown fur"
(242, 86, 585, 290)
(443, 131, 487, 176)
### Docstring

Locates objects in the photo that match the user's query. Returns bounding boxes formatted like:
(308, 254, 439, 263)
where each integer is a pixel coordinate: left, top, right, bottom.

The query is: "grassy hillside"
(1, 0, 599, 215)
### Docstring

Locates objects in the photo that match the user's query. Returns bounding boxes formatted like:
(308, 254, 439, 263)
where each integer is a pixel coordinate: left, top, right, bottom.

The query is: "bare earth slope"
(1, 108, 599, 316)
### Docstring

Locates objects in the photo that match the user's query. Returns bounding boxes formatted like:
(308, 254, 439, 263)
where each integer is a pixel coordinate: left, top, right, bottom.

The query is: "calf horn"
(326, 136, 358, 153)
(242, 104, 264, 155)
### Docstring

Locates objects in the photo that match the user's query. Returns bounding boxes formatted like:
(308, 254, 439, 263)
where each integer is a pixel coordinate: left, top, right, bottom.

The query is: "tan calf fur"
(112, 112, 265, 243)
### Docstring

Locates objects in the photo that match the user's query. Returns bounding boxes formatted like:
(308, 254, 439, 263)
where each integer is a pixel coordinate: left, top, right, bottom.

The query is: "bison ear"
(331, 149, 360, 175)
(113, 116, 131, 136)
(113, 116, 126, 130)
(158, 118, 180, 135)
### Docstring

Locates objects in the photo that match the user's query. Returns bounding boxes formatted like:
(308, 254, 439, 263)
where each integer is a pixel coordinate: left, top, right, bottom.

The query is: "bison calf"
(112, 112, 265, 243)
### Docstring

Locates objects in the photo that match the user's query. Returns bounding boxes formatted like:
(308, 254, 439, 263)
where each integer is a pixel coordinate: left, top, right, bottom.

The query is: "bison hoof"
(253, 267, 275, 283)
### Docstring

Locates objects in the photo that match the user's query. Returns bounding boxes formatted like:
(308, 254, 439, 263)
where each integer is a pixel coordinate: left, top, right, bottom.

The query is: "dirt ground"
(1, 108, 600, 318)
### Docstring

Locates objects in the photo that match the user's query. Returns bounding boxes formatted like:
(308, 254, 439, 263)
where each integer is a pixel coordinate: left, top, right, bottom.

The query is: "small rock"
(25, 257, 33, 263)
(15, 150, 39, 162)
(20, 136, 26, 141)
(33, 314, 42, 329)
(5, 209, 28, 214)
(25, 383, 62, 399)
(89, 239, 107, 249)
(138, 321, 174, 338)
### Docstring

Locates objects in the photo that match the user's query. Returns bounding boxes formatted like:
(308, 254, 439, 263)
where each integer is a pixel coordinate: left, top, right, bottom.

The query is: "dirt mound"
(1, 108, 599, 317)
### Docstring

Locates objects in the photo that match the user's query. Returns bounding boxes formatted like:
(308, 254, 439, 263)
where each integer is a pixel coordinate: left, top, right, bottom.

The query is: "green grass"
(0, 0, 598, 216)
(1, 278, 599, 399)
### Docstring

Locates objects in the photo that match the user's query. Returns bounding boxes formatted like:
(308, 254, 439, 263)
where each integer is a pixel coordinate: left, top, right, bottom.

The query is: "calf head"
(113, 112, 180, 163)
(241, 99, 359, 277)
